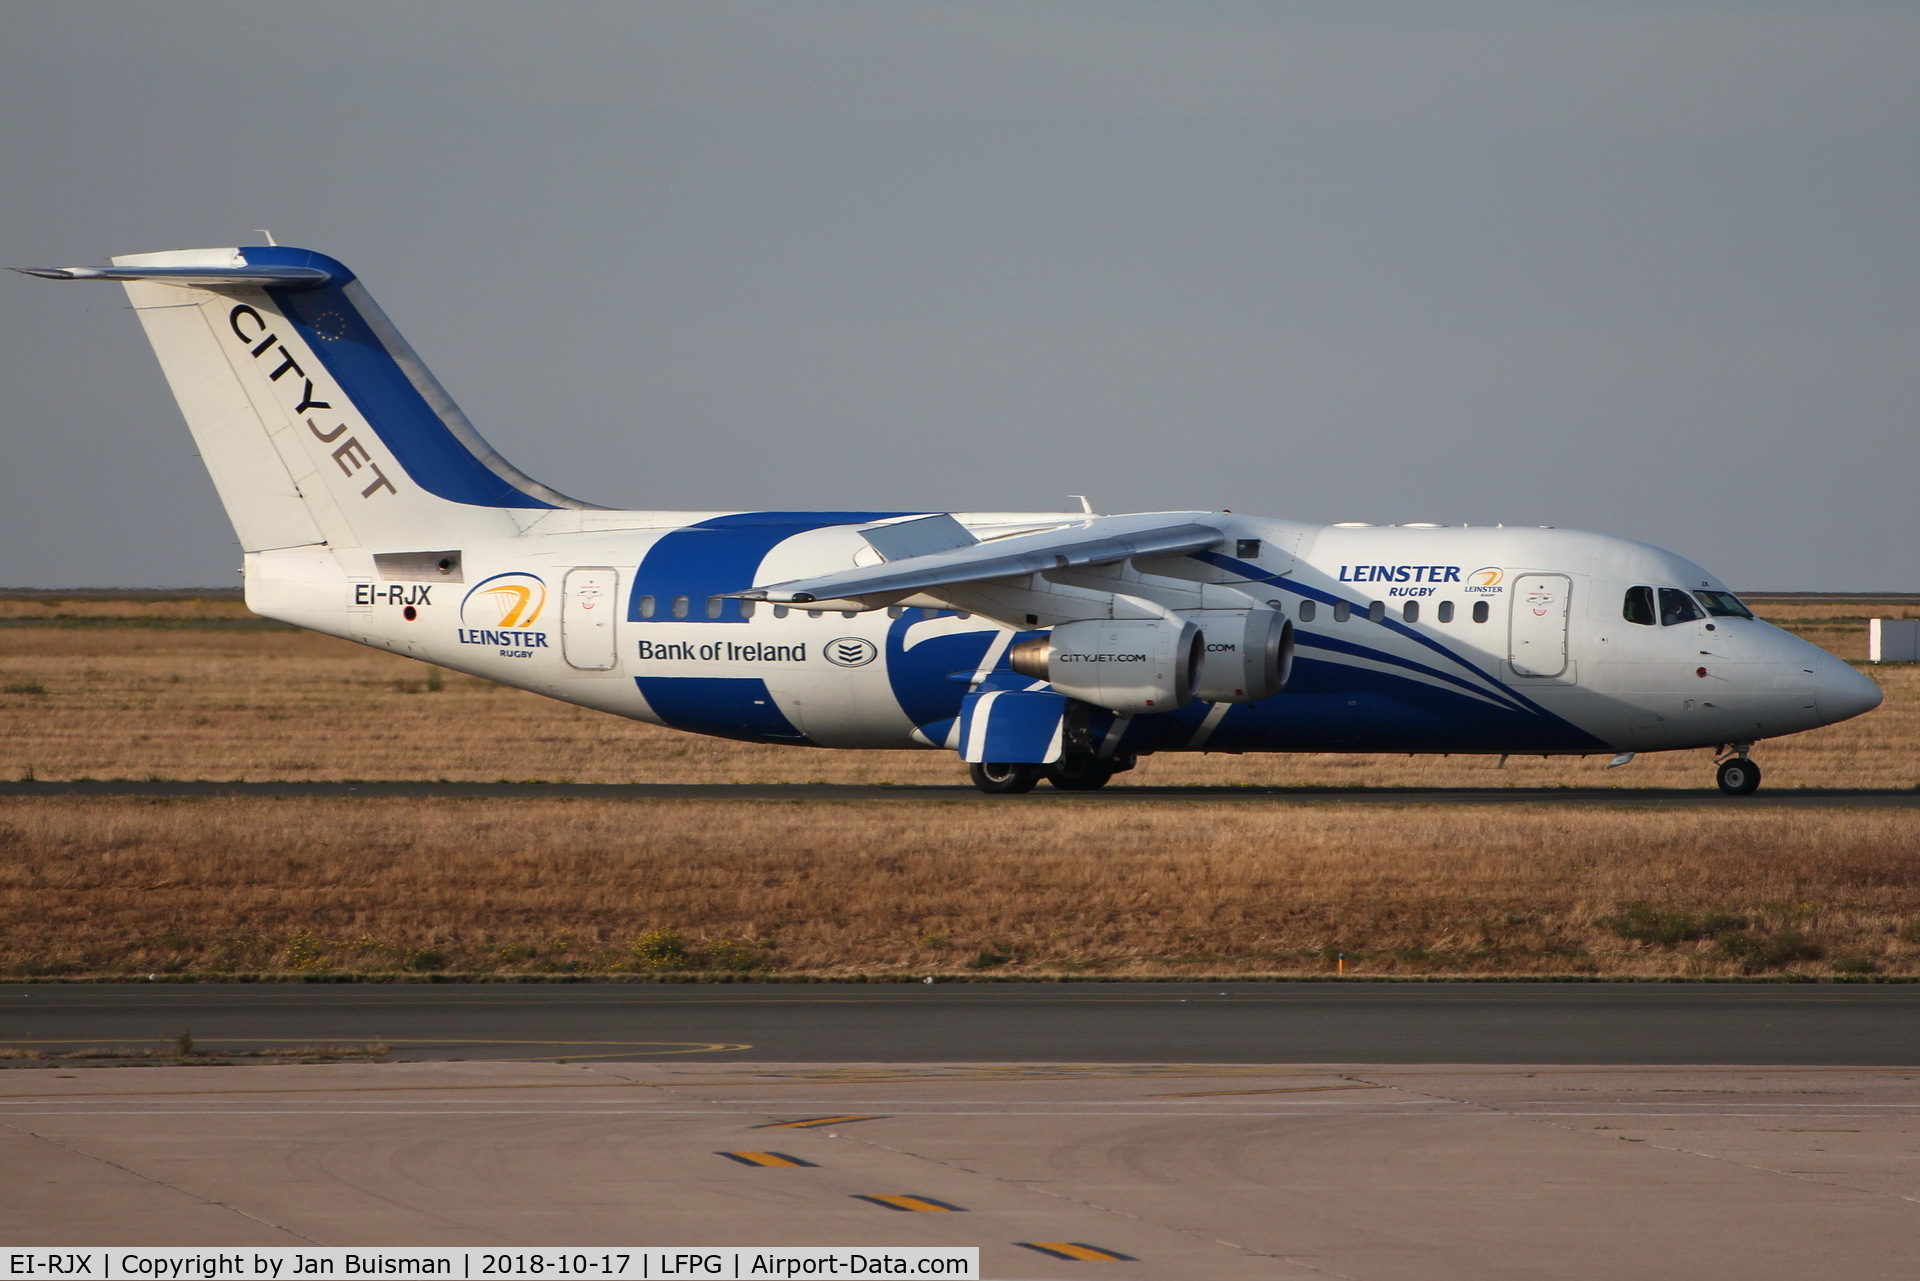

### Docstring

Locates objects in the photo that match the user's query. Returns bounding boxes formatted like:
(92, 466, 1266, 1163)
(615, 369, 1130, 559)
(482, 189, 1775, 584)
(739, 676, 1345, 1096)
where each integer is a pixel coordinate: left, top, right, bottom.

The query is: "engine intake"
(1008, 618, 1203, 714)
(1190, 609, 1294, 703)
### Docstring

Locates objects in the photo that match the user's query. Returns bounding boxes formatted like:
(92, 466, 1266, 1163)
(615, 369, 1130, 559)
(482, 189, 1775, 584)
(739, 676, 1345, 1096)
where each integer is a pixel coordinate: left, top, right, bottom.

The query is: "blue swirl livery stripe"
(247, 247, 559, 510)
(1293, 631, 1522, 712)
(635, 676, 810, 743)
(629, 511, 915, 623)
(1193, 550, 1543, 717)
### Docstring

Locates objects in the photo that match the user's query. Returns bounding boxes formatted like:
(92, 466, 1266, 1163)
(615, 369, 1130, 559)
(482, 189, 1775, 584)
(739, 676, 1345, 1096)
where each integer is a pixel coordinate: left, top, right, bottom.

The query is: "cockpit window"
(1658, 587, 1705, 626)
(1695, 590, 1753, 619)
(1622, 586, 1655, 626)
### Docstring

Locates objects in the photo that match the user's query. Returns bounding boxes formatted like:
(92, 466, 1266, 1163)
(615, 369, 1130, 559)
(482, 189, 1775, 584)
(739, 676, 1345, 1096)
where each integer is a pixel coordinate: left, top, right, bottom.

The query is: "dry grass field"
(0, 592, 1915, 980)
(2, 797, 1916, 980)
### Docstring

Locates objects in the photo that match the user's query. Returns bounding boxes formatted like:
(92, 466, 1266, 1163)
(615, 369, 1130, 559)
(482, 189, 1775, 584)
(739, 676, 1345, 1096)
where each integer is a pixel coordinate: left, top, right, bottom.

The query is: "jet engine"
(1191, 609, 1294, 703)
(1008, 618, 1203, 714)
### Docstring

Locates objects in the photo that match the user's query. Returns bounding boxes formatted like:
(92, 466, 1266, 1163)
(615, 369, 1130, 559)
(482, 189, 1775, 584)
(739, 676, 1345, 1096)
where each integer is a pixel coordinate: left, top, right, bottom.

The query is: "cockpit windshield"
(1658, 587, 1705, 626)
(1695, 590, 1754, 619)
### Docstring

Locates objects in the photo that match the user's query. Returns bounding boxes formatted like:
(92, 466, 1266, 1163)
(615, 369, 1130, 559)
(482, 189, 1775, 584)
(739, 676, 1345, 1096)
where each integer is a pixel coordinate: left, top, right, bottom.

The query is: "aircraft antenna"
(254, 229, 278, 246)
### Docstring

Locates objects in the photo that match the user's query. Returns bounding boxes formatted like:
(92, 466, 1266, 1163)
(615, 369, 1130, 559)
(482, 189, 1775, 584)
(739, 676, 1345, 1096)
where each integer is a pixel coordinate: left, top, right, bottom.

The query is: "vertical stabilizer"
(22, 245, 596, 552)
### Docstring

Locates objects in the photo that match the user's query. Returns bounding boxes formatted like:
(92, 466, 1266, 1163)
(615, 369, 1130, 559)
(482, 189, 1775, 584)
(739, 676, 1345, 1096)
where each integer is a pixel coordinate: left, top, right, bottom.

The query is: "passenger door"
(561, 567, 619, 671)
(1509, 573, 1572, 678)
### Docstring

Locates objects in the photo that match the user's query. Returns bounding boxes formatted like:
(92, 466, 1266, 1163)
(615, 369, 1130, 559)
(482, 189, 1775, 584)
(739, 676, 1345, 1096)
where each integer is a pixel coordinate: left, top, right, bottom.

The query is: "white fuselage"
(245, 512, 1878, 760)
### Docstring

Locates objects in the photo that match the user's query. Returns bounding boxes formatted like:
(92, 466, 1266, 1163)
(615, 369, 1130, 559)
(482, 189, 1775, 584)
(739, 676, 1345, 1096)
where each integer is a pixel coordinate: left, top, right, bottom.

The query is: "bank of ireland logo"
(824, 636, 878, 667)
(461, 572, 548, 629)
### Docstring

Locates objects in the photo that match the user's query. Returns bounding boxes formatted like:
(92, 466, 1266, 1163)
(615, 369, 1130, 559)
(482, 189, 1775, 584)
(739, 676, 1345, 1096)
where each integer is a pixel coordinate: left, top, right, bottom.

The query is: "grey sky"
(4, 1, 1915, 588)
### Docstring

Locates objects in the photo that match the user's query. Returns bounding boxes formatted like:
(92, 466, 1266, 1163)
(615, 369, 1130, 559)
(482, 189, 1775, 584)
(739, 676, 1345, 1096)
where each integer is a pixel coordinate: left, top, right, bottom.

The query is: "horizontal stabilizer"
(14, 264, 334, 288)
(732, 512, 1224, 605)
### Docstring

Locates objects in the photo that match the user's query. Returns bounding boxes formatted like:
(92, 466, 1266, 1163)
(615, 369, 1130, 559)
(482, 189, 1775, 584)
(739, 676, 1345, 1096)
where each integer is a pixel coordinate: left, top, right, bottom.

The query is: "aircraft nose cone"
(1816, 657, 1883, 724)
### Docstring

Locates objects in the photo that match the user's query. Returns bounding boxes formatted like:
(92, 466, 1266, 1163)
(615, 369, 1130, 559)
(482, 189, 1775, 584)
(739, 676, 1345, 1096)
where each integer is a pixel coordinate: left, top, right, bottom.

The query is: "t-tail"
(18, 246, 595, 559)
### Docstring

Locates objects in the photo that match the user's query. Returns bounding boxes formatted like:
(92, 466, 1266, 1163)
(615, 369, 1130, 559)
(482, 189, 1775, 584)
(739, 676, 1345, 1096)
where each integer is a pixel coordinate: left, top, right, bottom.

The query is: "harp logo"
(457, 572, 551, 656)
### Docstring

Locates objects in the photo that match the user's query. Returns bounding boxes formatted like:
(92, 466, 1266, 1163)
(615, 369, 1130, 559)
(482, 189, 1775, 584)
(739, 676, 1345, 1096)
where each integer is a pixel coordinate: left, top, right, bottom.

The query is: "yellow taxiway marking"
(754, 1114, 885, 1129)
(1148, 1083, 1381, 1098)
(853, 1195, 965, 1212)
(1016, 1243, 1136, 1262)
(716, 1151, 816, 1168)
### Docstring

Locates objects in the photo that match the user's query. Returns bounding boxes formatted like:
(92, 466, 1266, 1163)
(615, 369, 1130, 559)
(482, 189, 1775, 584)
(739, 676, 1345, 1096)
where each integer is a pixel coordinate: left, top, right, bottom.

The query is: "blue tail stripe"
(245, 248, 557, 510)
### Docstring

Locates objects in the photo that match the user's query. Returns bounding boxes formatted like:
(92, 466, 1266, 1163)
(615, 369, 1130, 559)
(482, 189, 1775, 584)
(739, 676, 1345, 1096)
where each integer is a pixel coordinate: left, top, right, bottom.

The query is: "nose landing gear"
(1715, 745, 1761, 796)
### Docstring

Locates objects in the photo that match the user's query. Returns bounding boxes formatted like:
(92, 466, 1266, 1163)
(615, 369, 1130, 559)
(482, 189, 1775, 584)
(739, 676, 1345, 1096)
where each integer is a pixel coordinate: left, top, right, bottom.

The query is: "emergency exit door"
(562, 567, 619, 670)
(1508, 573, 1571, 678)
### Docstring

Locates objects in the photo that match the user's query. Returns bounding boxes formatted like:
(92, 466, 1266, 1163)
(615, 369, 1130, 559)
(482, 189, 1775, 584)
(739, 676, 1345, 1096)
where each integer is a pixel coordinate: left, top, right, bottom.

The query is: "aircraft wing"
(731, 512, 1226, 606)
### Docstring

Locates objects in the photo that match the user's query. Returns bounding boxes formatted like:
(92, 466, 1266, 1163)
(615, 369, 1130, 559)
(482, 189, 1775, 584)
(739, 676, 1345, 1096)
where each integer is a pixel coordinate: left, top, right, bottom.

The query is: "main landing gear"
(1715, 745, 1761, 796)
(967, 756, 1135, 794)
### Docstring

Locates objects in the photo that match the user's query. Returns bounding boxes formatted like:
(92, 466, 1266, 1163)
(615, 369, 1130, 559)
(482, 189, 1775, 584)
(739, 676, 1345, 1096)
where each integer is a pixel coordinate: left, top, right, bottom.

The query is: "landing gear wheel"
(1047, 759, 1116, 791)
(1716, 757, 1762, 796)
(969, 762, 1040, 794)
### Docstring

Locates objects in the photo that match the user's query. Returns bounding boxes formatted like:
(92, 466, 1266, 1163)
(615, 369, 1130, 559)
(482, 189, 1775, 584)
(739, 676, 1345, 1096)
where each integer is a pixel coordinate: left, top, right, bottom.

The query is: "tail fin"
(20, 245, 595, 551)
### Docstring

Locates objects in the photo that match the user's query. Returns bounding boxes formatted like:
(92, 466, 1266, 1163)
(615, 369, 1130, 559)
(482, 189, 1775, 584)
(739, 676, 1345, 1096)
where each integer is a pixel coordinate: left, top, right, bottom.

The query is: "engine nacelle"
(1009, 618, 1203, 714)
(1190, 609, 1294, 703)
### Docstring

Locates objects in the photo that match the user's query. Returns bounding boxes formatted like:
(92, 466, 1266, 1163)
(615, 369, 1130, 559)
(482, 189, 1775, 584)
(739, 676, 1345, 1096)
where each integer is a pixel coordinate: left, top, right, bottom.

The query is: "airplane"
(18, 244, 1883, 795)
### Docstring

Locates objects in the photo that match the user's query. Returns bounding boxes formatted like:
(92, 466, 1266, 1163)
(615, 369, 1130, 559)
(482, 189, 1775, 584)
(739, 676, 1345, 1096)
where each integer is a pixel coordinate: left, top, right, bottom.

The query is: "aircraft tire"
(1716, 758, 1762, 796)
(1046, 759, 1115, 791)
(969, 762, 1041, 794)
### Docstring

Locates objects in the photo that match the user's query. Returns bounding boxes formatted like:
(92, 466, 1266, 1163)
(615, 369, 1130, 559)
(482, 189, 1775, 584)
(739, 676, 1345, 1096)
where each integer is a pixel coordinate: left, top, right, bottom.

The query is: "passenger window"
(1658, 587, 1705, 626)
(740, 600, 756, 619)
(1297, 600, 1317, 623)
(1403, 601, 1419, 623)
(671, 595, 689, 618)
(1696, 590, 1753, 619)
(887, 606, 905, 619)
(1367, 601, 1385, 623)
(1472, 600, 1489, 624)
(637, 594, 655, 619)
(1622, 586, 1655, 626)
(1236, 539, 1261, 559)
(706, 596, 724, 619)
(807, 609, 824, 619)
(1437, 600, 1454, 624)
(1333, 601, 1352, 623)
(773, 605, 789, 619)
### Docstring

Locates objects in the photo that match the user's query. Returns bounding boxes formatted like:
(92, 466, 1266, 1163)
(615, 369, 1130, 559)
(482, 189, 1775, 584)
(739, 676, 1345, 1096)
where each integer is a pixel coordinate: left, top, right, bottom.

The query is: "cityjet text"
(228, 304, 397, 499)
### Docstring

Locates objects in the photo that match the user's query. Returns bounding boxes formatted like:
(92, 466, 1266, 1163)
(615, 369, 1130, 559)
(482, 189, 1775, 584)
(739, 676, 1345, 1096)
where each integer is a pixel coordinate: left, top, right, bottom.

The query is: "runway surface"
(5, 983, 1917, 1065)
(6, 1059, 1919, 1276)
(4, 779, 1920, 806)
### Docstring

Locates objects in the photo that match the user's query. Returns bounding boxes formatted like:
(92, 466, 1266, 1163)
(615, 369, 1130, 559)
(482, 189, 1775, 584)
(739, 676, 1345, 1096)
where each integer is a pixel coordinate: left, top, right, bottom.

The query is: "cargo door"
(561, 567, 619, 670)
(1509, 573, 1572, 678)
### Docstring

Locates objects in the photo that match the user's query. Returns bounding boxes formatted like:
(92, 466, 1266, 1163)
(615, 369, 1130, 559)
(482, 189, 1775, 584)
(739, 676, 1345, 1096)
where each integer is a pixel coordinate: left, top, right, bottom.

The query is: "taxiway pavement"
(5, 982, 1918, 1065)
(4, 1059, 1917, 1278)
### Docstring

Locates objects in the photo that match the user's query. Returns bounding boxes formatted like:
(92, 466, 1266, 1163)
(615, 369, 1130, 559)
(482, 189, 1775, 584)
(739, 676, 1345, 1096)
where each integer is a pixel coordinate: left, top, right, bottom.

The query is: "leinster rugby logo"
(457, 572, 551, 658)
(824, 636, 878, 668)
(1464, 567, 1505, 595)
